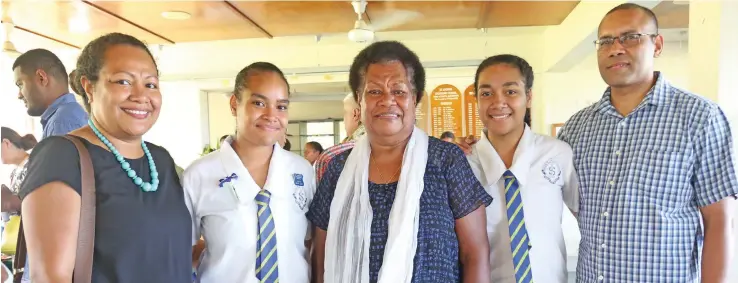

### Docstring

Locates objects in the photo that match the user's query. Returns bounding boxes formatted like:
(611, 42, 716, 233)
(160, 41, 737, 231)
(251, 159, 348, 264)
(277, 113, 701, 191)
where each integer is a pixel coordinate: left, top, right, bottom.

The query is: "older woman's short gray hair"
(348, 41, 425, 105)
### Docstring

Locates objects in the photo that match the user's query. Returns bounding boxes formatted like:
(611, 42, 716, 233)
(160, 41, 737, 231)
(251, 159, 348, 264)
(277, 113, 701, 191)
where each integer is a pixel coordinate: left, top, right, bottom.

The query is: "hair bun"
(69, 69, 84, 96)
(20, 134, 38, 150)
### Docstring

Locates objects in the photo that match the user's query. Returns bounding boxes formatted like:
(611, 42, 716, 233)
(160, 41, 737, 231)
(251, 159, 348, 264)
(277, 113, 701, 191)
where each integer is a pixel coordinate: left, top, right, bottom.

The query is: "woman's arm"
(455, 206, 491, 283)
(22, 182, 81, 283)
(442, 143, 493, 283)
(192, 238, 206, 269)
(311, 227, 327, 283)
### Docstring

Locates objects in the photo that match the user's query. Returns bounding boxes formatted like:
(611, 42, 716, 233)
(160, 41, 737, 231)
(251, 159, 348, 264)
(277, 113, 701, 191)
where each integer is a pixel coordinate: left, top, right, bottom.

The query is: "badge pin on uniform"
(219, 173, 240, 201)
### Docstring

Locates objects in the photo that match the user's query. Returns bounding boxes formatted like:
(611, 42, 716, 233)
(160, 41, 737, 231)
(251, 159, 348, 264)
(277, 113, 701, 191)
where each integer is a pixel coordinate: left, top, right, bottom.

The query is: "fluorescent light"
(161, 11, 191, 20)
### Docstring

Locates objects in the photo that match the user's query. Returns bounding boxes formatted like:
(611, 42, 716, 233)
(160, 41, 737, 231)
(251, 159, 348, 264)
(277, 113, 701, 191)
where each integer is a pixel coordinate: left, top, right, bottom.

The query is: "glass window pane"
(287, 123, 300, 136)
(306, 121, 333, 135)
(339, 121, 347, 142)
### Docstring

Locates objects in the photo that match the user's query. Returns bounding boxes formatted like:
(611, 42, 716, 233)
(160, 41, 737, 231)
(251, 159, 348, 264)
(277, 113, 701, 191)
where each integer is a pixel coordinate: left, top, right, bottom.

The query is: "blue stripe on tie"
(255, 190, 279, 283)
(503, 170, 533, 283)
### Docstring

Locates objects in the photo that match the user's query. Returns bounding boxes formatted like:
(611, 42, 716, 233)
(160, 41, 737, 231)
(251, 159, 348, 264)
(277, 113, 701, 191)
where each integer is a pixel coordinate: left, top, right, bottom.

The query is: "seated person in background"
(1, 127, 37, 257)
(303, 141, 324, 165)
(440, 131, 455, 143)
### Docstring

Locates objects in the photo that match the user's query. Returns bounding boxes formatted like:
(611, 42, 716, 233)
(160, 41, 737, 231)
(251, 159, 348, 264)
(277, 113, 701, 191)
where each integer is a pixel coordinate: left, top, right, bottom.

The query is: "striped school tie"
(255, 190, 279, 283)
(503, 170, 533, 283)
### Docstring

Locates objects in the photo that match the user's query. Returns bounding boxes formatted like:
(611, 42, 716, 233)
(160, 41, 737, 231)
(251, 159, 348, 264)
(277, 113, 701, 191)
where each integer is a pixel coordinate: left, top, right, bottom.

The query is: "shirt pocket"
(629, 148, 692, 211)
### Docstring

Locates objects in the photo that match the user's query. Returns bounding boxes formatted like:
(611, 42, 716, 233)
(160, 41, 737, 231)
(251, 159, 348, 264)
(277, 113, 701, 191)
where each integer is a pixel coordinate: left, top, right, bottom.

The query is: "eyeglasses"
(594, 33, 657, 50)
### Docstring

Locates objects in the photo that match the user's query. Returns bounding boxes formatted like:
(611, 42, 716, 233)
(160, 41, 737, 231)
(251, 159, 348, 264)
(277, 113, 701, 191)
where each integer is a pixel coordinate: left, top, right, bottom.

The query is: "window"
(285, 120, 343, 156)
(338, 121, 347, 142)
(306, 121, 335, 151)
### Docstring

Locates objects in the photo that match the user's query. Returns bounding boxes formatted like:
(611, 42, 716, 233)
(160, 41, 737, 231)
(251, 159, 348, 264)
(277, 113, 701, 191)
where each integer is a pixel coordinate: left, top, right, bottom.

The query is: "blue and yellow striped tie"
(504, 170, 533, 283)
(256, 190, 279, 283)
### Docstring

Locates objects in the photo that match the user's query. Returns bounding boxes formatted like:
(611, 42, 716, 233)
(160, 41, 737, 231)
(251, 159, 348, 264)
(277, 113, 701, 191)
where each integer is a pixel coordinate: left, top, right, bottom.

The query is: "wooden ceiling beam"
(476, 1, 491, 29)
(223, 0, 273, 39)
(81, 0, 175, 44)
(0, 21, 80, 49)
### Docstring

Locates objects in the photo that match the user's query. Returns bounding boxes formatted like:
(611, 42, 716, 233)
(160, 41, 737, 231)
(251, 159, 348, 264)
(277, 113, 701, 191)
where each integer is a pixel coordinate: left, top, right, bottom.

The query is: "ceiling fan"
(347, 0, 421, 43)
(1, 22, 20, 59)
(1, 3, 21, 60)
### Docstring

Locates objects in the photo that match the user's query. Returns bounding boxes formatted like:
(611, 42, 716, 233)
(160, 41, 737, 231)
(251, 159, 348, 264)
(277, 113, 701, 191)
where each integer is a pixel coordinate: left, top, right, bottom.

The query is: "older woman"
(19, 33, 191, 282)
(308, 41, 492, 283)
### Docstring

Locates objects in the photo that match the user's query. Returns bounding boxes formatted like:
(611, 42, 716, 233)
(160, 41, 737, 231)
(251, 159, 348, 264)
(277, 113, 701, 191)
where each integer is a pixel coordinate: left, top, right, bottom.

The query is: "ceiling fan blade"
(369, 10, 421, 32)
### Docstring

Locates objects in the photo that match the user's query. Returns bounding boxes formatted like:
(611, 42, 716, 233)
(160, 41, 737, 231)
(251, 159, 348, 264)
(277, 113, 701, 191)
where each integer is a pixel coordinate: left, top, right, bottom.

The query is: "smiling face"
(82, 44, 161, 139)
(230, 71, 290, 148)
(359, 61, 416, 140)
(476, 63, 531, 139)
(597, 8, 663, 88)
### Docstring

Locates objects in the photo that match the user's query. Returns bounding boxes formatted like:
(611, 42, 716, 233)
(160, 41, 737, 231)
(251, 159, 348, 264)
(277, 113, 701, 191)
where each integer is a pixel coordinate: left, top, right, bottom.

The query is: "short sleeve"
(314, 152, 330, 184)
(44, 118, 85, 137)
(693, 106, 738, 207)
(181, 167, 201, 245)
(442, 143, 493, 219)
(561, 150, 580, 213)
(306, 153, 346, 231)
(303, 168, 318, 241)
(19, 136, 82, 199)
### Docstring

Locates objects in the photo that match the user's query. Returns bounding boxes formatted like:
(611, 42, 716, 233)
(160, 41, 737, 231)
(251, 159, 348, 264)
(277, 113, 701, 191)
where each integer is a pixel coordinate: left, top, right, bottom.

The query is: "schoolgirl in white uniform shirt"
(183, 62, 315, 283)
(466, 55, 579, 283)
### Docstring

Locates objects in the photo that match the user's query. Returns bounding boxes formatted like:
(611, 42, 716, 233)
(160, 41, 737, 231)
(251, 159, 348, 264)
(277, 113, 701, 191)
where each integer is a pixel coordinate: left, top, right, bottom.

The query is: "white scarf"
(324, 126, 429, 283)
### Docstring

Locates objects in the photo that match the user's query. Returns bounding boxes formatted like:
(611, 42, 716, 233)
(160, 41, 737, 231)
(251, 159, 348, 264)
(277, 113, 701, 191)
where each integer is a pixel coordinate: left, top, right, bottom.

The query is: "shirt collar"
(595, 71, 670, 114)
(475, 125, 535, 187)
(217, 136, 289, 199)
(40, 93, 77, 124)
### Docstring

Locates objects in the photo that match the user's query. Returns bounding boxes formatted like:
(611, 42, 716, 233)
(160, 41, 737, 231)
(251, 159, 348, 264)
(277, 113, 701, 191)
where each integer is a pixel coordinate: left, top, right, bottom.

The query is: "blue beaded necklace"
(88, 120, 159, 192)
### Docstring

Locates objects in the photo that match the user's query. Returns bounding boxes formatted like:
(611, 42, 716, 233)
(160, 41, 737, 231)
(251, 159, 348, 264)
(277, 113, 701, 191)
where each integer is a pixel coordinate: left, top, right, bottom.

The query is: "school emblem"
(541, 159, 562, 185)
(292, 173, 308, 210)
(293, 173, 304, 186)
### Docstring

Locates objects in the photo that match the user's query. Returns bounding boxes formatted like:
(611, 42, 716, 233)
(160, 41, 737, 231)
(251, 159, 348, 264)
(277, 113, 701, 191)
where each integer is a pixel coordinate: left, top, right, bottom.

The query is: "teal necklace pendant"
(88, 120, 159, 192)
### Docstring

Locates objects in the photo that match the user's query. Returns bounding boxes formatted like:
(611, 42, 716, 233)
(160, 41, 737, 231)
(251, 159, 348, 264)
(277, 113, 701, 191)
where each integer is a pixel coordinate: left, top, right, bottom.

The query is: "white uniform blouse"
(183, 137, 316, 283)
(467, 126, 579, 283)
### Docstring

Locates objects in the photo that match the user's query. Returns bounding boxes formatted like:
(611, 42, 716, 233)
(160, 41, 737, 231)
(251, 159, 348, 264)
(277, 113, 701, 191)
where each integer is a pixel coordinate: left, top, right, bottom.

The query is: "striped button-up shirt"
(314, 141, 355, 183)
(558, 72, 738, 282)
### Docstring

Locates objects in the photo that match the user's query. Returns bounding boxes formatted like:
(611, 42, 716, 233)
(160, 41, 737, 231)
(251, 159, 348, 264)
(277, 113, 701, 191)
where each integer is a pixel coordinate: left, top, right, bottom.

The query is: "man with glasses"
(558, 3, 737, 282)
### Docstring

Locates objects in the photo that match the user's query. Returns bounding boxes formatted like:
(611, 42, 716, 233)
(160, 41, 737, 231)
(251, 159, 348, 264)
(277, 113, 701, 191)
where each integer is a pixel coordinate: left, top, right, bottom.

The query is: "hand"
(457, 135, 479, 156)
(1, 184, 21, 213)
(1, 184, 11, 200)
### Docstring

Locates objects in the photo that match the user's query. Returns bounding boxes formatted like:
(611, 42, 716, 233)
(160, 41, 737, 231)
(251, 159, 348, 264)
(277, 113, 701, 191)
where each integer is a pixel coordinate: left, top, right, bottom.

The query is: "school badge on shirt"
(542, 158, 562, 185)
(292, 173, 308, 210)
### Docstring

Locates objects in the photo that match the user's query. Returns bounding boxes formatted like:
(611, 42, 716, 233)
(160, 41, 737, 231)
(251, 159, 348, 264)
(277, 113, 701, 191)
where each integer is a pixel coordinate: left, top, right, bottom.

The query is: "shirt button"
(602, 211, 609, 217)
(598, 275, 604, 281)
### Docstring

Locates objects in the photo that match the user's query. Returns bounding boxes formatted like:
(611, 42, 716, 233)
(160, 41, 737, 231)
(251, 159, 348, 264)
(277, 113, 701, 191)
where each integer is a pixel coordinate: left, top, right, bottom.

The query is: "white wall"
(144, 82, 209, 168)
(541, 41, 690, 129)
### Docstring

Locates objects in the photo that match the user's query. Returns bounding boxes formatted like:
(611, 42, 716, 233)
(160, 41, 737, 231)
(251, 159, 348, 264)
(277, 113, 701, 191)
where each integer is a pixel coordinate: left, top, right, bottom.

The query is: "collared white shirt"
(467, 126, 579, 283)
(183, 136, 316, 283)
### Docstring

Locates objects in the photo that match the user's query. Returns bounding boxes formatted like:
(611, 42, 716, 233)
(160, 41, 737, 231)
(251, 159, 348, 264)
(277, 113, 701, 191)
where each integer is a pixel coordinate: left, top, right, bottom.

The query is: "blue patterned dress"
(307, 137, 493, 283)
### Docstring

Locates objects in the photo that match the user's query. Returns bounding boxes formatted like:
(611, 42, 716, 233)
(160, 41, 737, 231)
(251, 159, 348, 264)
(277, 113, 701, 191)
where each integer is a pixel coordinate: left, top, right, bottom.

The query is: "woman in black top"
(19, 33, 191, 283)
